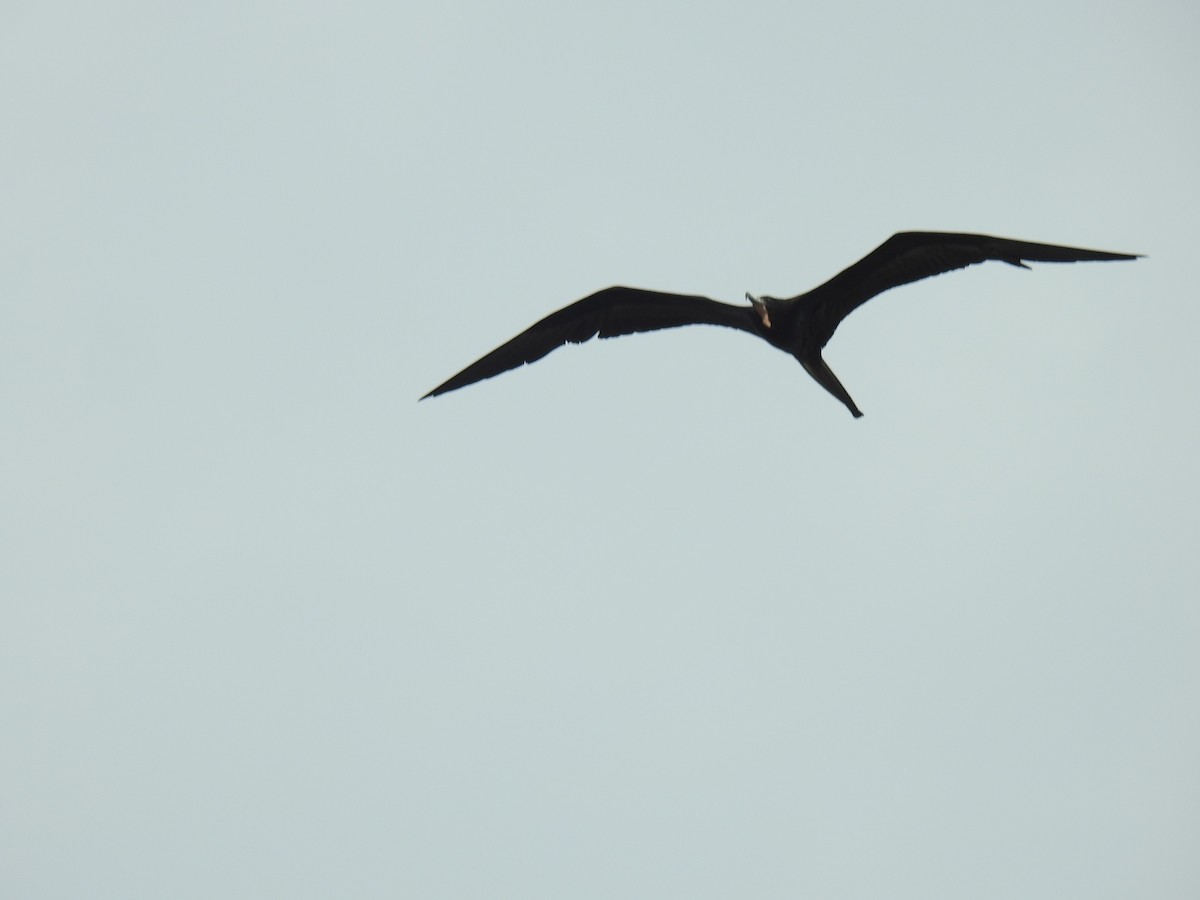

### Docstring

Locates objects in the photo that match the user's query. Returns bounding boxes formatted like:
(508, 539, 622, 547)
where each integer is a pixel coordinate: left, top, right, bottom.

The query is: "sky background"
(4, 1, 1199, 898)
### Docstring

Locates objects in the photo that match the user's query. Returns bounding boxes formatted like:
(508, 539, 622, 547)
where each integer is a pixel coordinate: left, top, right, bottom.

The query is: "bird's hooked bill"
(747, 293, 772, 328)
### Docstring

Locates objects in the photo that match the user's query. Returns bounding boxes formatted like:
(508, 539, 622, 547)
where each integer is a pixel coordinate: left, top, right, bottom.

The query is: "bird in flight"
(422, 231, 1139, 417)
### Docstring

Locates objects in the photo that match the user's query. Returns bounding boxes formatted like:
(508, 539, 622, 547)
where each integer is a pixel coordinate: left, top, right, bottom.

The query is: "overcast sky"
(4, 1, 1199, 898)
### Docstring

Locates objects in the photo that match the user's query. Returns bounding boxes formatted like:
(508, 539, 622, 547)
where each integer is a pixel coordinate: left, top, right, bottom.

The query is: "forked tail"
(798, 352, 864, 418)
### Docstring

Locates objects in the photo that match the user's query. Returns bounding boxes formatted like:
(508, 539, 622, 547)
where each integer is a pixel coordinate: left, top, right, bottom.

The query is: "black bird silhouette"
(422, 232, 1138, 417)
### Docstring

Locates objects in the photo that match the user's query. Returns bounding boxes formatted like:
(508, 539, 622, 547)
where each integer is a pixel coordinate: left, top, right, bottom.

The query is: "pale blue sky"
(4, 1, 1198, 898)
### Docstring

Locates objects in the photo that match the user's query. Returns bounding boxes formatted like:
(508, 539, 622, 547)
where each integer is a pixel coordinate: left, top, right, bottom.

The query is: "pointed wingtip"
(420, 379, 456, 401)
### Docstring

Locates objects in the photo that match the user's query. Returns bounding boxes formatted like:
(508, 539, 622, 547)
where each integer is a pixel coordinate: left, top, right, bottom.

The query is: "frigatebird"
(422, 232, 1138, 417)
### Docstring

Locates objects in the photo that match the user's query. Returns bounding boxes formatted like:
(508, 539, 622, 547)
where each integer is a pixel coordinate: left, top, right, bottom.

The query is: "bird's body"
(422, 232, 1139, 417)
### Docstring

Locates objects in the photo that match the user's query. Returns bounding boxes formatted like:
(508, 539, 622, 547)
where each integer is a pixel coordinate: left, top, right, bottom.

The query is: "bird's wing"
(422, 286, 760, 399)
(802, 232, 1140, 343)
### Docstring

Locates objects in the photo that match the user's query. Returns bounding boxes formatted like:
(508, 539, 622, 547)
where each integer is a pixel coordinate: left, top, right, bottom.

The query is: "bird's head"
(746, 292, 772, 329)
